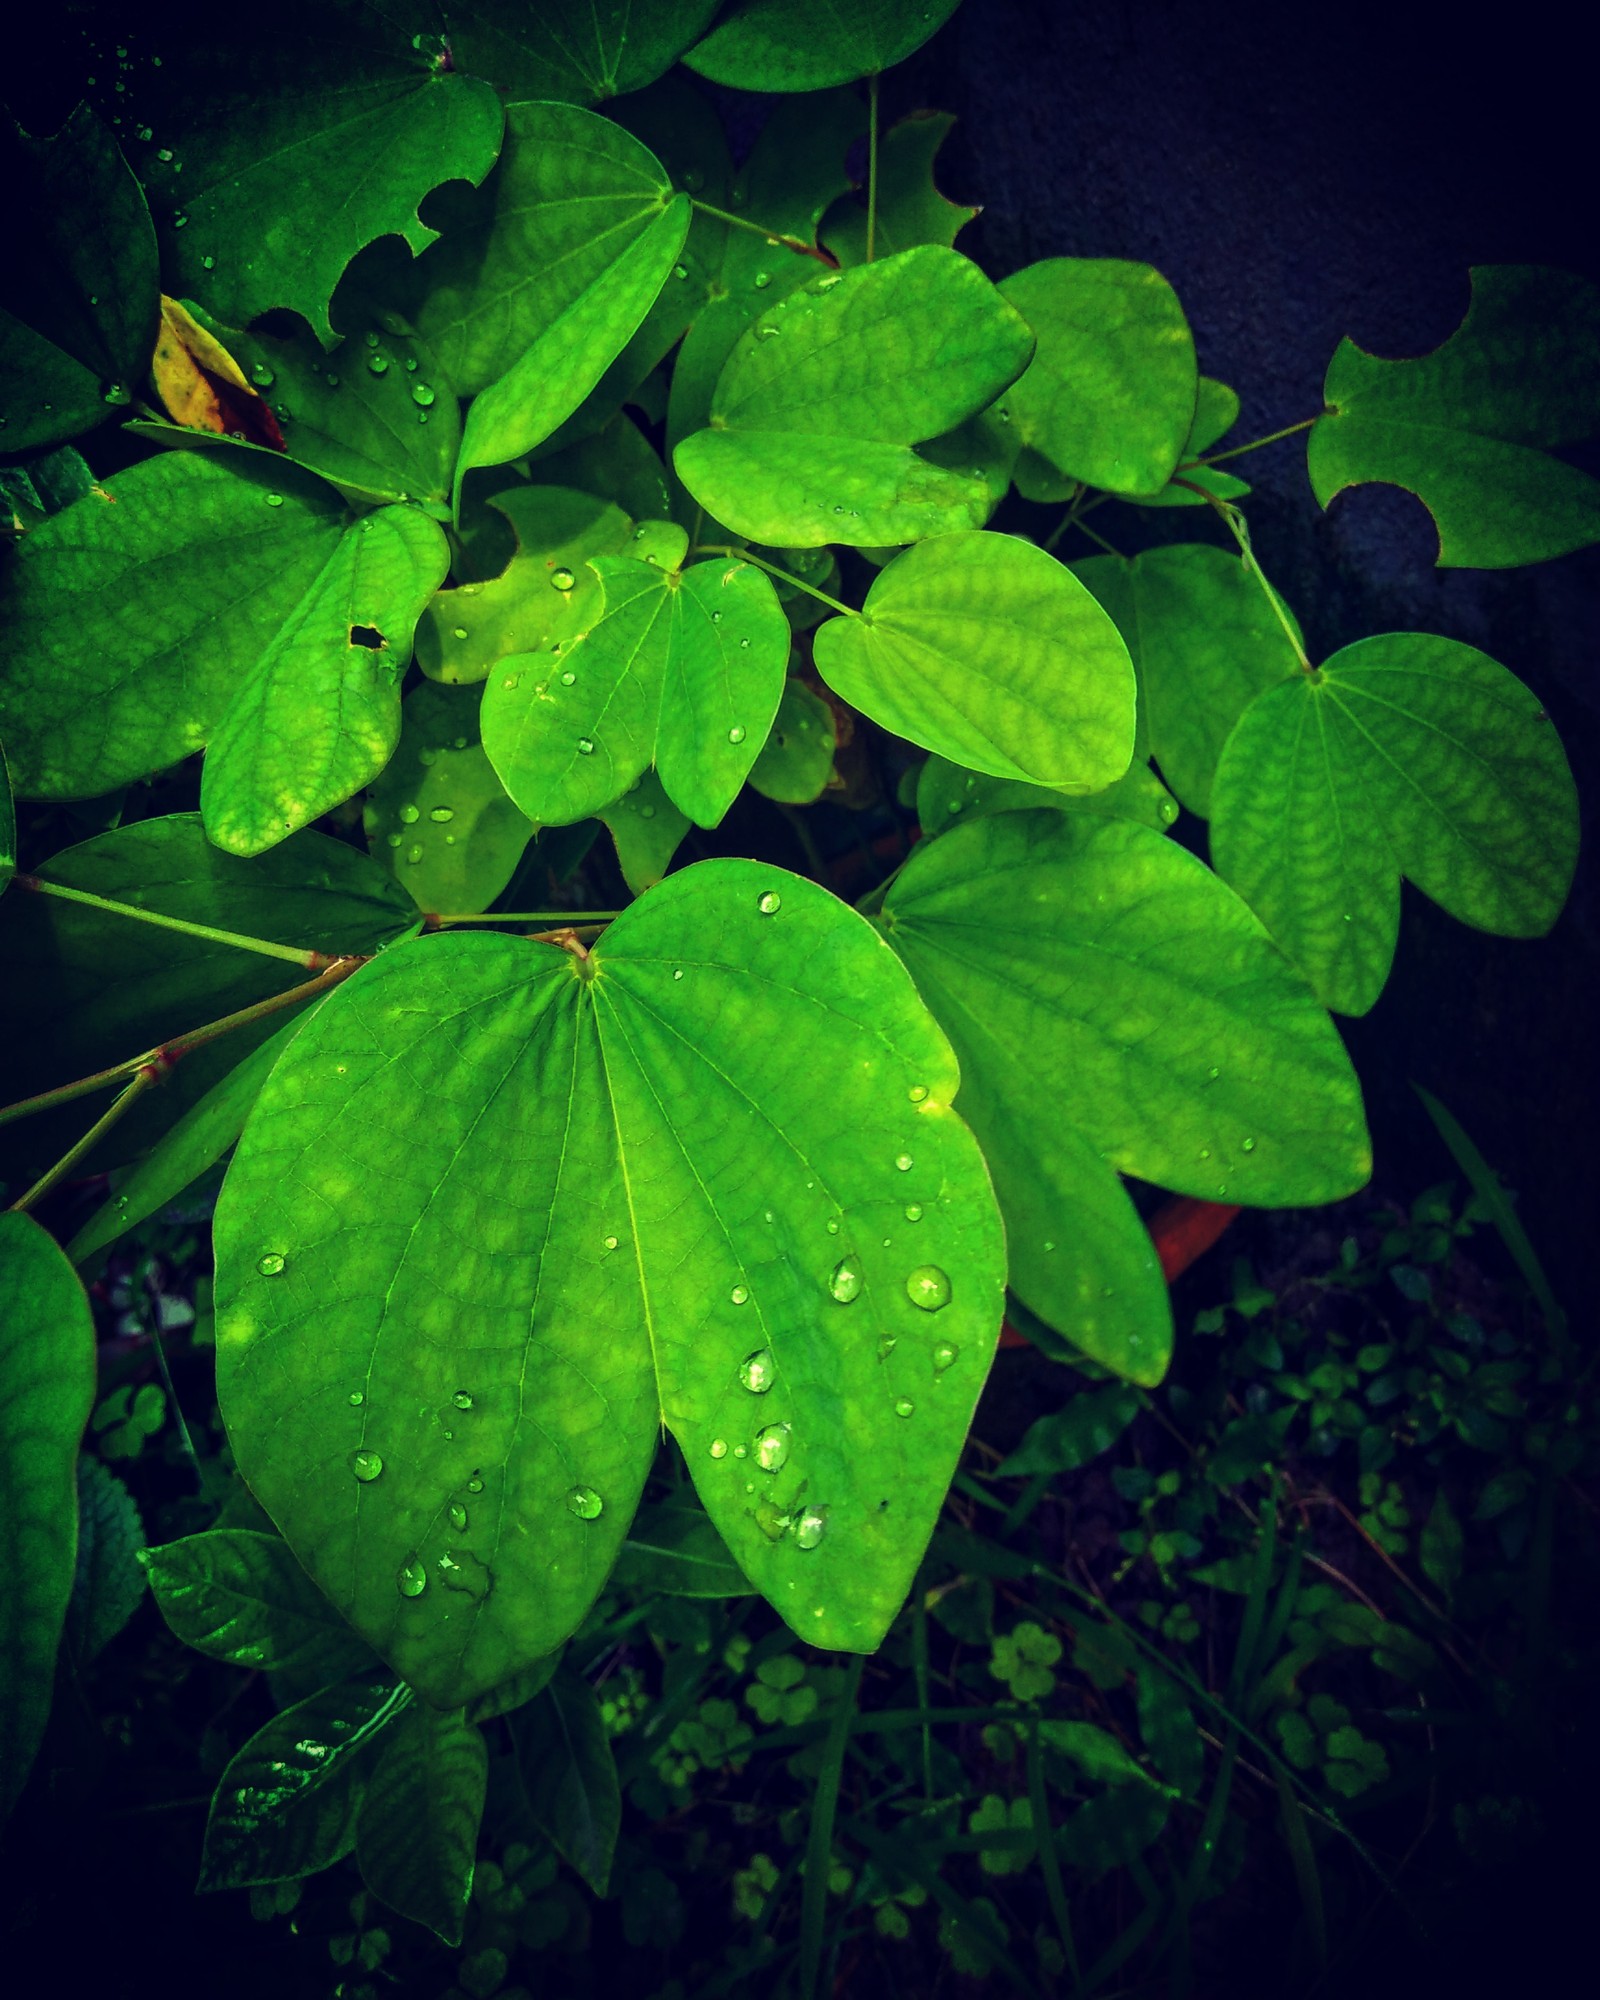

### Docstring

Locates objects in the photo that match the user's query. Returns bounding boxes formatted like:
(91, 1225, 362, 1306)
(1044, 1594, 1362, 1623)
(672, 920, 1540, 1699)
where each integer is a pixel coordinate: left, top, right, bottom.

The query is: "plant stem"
(866, 73, 880, 264)
(13, 874, 329, 967)
(693, 543, 857, 618)
(428, 911, 624, 927)
(1195, 415, 1319, 469)
(800, 1652, 864, 2000)
(1068, 517, 1126, 561)
(689, 197, 836, 267)
(8, 1069, 158, 1213)
(1182, 487, 1314, 673)
(1026, 1716, 1082, 1986)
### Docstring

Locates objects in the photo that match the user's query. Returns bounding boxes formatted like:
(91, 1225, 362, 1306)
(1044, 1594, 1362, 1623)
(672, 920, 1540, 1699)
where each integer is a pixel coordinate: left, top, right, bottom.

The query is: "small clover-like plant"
(989, 1621, 1064, 1704)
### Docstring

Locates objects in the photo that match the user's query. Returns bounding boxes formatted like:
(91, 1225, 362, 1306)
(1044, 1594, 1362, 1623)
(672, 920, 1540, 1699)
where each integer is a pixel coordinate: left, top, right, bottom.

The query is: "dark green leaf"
(465, 1652, 561, 1725)
(613, 1494, 756, 1598)
(140, 1529, 380, 1682)
(444, 0, 721, 103)
(1040, 1717, 1165, 1791)
(748, 682, 837, 805)
(1419, 1486, 1463, 1603)
(64, 1456, 147, 1670)
(356, 1703, 486, 1944)
(997, 1385, 1139, 1477)
(513, 1669, 620, 1895)
(684, 0, 962, 90)
(821, 110, 979, 265)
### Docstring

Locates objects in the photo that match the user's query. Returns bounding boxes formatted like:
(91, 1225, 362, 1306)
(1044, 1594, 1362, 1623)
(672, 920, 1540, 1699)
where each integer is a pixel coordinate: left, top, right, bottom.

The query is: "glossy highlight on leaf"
(684, 0, 963, 90)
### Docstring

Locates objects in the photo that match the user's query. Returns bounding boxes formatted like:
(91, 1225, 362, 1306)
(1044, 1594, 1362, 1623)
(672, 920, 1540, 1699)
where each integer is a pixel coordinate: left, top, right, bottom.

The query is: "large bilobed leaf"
(879, 813, 1370, 1382)
(365, 682, 533, 915)
(916, 752, 1177, 838)
(748, 683, 837, 805)
(1074, 546, 1303, 816)
(0, 454, 348, 800)
(481, 553, 789, 828)
(513, 1670, 620, 1895)
(1307, 266, 1600, 568)
(811, 532, 1135, 788)
(674, 247, 1034, 547)
(1209, 634, 1578, 1017)
(997, 260, 1198, 497)
(199, 1675, 410, 1891)
(64, 1457, 146, 1670)
(613, 1495, 755, 1598)
(355, 1703, 486, 1944)
(140, 1529, 379, 1684)
(213, 861, 1007, 1706)
(0, 816, 418, 1185)
(821, 111, 979, 267)
(0, 105, 158, 453)
(0, 1213, 97, 1819)
(129, 11, 503, 344)
(684, 0, 963, 89)
(201, 504, 450, 856)
(454, 198, 690, 500)
(442, 0, 722, 103)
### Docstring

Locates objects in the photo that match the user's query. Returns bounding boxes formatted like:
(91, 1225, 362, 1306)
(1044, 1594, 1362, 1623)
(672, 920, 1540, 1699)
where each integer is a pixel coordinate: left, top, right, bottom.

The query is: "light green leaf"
(199, 1674, 410, 1891)
(998, 1386, 1140, 1477)
(355, 1703, 486, 1944)
(812, 531, 1135, 787)
(0, 453, 348, 800)
(213, 861, 1006, 1704)
(748, 682, 837, 805)
(674, 246, 1033, 547)
(514, 1669, 620, 1895)
(1042, 1716, 1165, 1790)
(1074, 545, 1303, 816)
(482, 553, 789, 828)
(364, 682, 534, 916)
(443, 0, 721, 103)
(0, 104, 159, 452)
(1140, 377, 1251, 508)
(139, 1529, 379, 1682)
(1308, 266, 1600, 567)
(613, 1495, 755, 1598)
(132, 16, 503, 344)
(0, 1212, 97, 1819)
(201, 503, 449, 855)
(1210, 634, 1578, 1016)
(916, 751, 1176, 838)
(997, 260, 1197, 496)
(880, 812, 1370, 1381)
(600, 770, 691, 893)
(684, 0, 962, 89)
(821, 110, 979, 266)
(64, 1457, 146, 1670)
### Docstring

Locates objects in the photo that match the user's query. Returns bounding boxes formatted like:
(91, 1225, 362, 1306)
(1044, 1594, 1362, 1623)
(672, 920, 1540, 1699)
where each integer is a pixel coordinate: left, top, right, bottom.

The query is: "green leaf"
(1040, 1717, 1164, 1791)
(613, 1494, 756, 1599)
(599, 771, 691, 893)
(139, 1528, 379, 1683)
(1140, 377, 1251, 508)
(674, 246, 1033, 547)
(0, 104, 159, 452)
(132, 14, 503, 344)
(465, 1652, 562, 1725)
(1074, 546, 1302, 815)
(916, 752, 1176, 838)
(684, 0, 962, 89)
(64, 1457, 147, 1670)
(0, 1213, 96, 1818)
(812, 531, 1135, 787)
(1, 447, 97, 536)
(1419, 1487, 1463, 1604)
(199, 1674, 410, 1891)
(1210, 635, 1579, 1016)
(355, 1703, 486, 1944)
(364, 682, 533, 916)
(513, 1669, 620, 1895)
(201, 503, 449, 855)
(748, 682, 837, 805)
(997, 1385, 1140, 1477)
(997, 260, 1198, 496)
(530, 410, 674, 529)
(212, 861, 1006, 1704)
(0, 454, 348, 800)
(821, 111, 979, 265)
(1308, 266, 1600, 567)
(879, 812, 1370, 1382)
(481, 553, 789, 828)
(444, 0, 721, 103)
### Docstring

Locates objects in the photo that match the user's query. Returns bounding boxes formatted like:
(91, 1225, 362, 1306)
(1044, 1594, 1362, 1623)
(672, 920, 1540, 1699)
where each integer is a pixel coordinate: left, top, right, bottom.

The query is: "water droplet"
(795, 1505, 827, 1550)
(451, 625, 469, 642)
(411, 382, 435, 407)
(397, 1557, 427, 1598)
(932, 1340, 959, 1372)
(398, 803, 420, 824)
(905, 1265, 951, 1312)
(567, 1485, 603, 1520)
(754, 1422, 791, 1472)
(560, 670, 576, 686)
(710, 1437, 728, 1459)
(448, 1501, 468, 1531)
(753, 269, 772, 289)
(173, 211, 188, 228)
(640, 803, 656, 819)
(429, 806, 454, 823)
(1199, 1147, 1211, 1161)
(577, 737, 595, 756)
(348, 1390, 364, 1406)
(551, 566, 575, 590)
(828, 1255, 864, 1303)
(201, 254, 215, 271)
(602, 1234, 619, 1252)
(156, 147, 173, 163)
(756, 323, 779, 339)
(351, 1449, 384, 1482)
(466, 1477, 484, 1494)
(385, 832, 402, 849)
(728, 724, 746, 744)
(1206, 1065, 1220, 1081)
(264, 492, 284, 507)
(739, 1349, 775, 1393)
(673, 967, 684, 980)
(1241, 1137, 1257, 1152)
(257, 1252, 286, 1276)
(825, 1217, 840, 1235)
(672, 261, 688, 279)
(904, 1203, 923, 1222)
(405, 356, 419, 372)
(908, 1084, 929, 1103)
(757, 890, 782, 915)
(730, 1283, 750, 1306)
(451, 1390, 473, 1410)
(894, 1398, 915, 1418)
(367, 351, 390, 375)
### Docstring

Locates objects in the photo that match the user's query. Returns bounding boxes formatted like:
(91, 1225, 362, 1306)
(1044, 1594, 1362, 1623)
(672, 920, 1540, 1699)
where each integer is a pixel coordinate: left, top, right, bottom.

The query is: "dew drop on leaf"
(576, 738, 595, 756)
(448, 1502, 468, 1531)
(397, 1557, 427, 1597)
(398, 803, 419, 824)
(754, 1422, 791, 1472)
(567, 1485, 604, 1520)
(739, 1349, 775, 1393)
(794, 1505, 827, 1550)
(828, 1256, 863, 1303)
(894, 1399, 915, 1418)
(452, 625, 468, 640)
(895, 1153, 913, 1173)
(264, 493, 284, 508)
(757, 890, 782, 915)
(728, 725, 746, 744)
(908, 1084, 929, 1103)
(351, 1449, 383, 1482)
(367, 352, 390, 375)
(257, 1252, 286, 1276)
(550, 567, 575, 590)
(410, 382, 435, 407)
(731, 1283, 750, 1306)
(348, 1391, 364, 1406)
(932, 1340, 959, 1372)
(905, 1203, 923, 1222)
(709, 1438, 728, 1460)
(466, 1477, 484, 1494)
(1241, 1137, 1257, 1152)
(429, 807, 454, 823)
(451, 1390, 473, 1410)
(753, 270, 772, 289)
(560, 670, 576, 686)
(905, 1265, 951, 1312)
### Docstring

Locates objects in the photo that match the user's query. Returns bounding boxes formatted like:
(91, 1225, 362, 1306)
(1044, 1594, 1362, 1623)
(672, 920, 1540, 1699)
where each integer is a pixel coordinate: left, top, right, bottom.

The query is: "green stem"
(1181, 486, 1314, 673)
(1067, 517, 1125, 561)
(866, 73, 880, 264)
(429, 911, 624, 927)
(8, 1069, 158, 1214)
(694, 543, 857, 619)
(689, 197, 836, 267)
(14, 874, 326, 968)
(800, 1652, 864, 2000)
(1195, 415, 1319, 469)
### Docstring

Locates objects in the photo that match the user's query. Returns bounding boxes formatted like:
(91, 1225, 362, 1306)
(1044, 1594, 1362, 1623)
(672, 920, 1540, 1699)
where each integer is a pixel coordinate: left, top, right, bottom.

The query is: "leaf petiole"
(1194, 415, 1319, 469)
(689, 197, 837, 268)
(1180, 487, 1314, 673)
(13, 874, 331, 967)
(8, 1068, 160, 1213)
(693, 544, 856, 619)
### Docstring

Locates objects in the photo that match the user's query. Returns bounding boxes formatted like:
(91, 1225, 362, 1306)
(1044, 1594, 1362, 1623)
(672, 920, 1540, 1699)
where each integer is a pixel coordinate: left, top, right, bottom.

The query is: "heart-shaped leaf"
(213, 860, 1006, 1705)
(684, 0, 962, 90)
(812, 531, 1135, 788)
(1210, 634, 1579, 1015)
(355, 1703, 486, 1944)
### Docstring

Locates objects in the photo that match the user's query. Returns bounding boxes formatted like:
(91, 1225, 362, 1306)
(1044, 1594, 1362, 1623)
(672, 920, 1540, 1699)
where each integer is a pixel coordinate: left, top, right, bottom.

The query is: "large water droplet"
(257, 1252, 286, 1276)
(757, 890, 782, 915)
(348, 1390, 364, 1406)
(1241, 1136, 1257, 1153)
(264, 492, 284, 507)
(397, 1557, 427, 1597)
(448, 1501, 468, 1531)
(904, 1203, 923, 1222)
(905, 1264, 951, 1312)
(739, 1348, 775, 1393)
(728, 724, 746, 744)
(829, 1256, 863, 1303)
(567, 1485, 604, 1520)
(794, 1505, 827, 1550)
(351, 1449, 383, 1482)
(754, 1421, 791, 1472)
(429, 806, 454, 823)
(551, 566, 575, 590)
(908, 1084, 929, 1103)
(753, 269, 772, 289)
(709, 1437, 728, 1460)
(932, 1340, 959, 1372)
(466, 1476, 484, 1494)
(451, 1390, 473, 1410)
(895, 1152, 914, 1173)
(411, 381, 435, 407)
(730, 1283, 750, 1306)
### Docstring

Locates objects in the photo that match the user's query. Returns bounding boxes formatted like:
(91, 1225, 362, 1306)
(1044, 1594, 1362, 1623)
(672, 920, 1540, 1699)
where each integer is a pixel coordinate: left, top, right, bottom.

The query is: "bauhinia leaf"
(879, 812, 1370, 1381)
(916, 752, 1177, 838)
(599, 769, 692, 893)
(1141, 377, 1251, 509)
(512, 1669, 621, 1895)
(1307, 265, 1600, 567)
(674, 246, 1033, 546)
(355, 1702, 487, 1944)
(811, 531, 1135, 788)
(442, 0, 722, 105)
(684, 0, 963, 90)
(997, 260, 1197, 498)
(748, 682, 838, 805)
(1210, 634, 1579, 1016)
(821, 110, 979, 266)
(212, 860, 1006, 1705)
(0, 1213, 97, 1819)
(0, 103, 159, 451)
(200, 503, 450, 856)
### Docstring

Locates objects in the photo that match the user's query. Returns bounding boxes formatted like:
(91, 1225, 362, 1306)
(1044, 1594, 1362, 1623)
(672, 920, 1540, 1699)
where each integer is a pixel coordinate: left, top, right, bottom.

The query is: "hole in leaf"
(349, 624, 386, 649)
